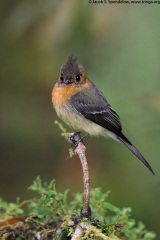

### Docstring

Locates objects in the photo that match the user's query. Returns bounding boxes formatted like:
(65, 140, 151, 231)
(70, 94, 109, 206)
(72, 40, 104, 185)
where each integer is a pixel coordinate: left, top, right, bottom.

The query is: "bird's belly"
(55, 102, 118, 141)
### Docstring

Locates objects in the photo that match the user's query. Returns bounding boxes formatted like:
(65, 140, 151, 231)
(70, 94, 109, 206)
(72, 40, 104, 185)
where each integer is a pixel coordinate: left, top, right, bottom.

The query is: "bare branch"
(69, 132, 91, 217)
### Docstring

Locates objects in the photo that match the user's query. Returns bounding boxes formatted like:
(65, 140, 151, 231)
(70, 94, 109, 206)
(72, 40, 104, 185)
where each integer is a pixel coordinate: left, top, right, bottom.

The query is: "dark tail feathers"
(117, 133, 155, 175)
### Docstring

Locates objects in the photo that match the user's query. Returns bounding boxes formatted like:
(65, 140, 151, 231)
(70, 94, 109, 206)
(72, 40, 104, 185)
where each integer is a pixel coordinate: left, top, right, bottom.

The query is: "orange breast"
(52, 84, 79, 108)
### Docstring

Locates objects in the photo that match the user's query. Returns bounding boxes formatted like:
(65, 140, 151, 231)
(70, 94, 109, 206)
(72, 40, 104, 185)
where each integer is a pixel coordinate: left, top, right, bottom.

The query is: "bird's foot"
(69, 132, 81, 147)
(69, 132, 88, 147)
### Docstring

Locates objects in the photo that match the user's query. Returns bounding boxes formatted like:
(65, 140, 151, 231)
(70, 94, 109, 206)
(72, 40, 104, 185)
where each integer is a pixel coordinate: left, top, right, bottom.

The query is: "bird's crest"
(60, 55, 81, 79)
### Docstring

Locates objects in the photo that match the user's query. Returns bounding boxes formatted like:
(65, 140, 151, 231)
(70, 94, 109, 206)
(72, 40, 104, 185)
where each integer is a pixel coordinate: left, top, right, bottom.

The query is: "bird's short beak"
(65, 79, 72, 84)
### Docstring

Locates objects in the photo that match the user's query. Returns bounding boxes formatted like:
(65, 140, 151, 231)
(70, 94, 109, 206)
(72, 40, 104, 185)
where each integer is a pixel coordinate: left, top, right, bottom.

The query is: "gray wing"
(70, 83, 123, 136)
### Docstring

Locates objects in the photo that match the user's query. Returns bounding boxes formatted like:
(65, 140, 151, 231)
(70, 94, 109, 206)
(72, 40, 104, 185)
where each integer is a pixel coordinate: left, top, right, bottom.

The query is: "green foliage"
(28, 176, 69, 222)
(0, 177, 156, 239)
(0, 197, 24, 218)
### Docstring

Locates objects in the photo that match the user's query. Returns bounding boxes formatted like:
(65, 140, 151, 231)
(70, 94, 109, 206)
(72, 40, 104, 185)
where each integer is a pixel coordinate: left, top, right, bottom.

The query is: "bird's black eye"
(60, 75, 64, 82)
(76, 74, 81, 83)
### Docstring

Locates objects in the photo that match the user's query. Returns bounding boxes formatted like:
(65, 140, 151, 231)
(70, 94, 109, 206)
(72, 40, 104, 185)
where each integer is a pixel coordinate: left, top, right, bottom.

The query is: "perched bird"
(52, 55, 154, 175)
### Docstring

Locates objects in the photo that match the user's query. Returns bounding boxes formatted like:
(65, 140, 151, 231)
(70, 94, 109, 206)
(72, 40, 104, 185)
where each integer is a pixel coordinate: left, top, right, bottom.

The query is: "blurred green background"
(0, 0, 160, 238)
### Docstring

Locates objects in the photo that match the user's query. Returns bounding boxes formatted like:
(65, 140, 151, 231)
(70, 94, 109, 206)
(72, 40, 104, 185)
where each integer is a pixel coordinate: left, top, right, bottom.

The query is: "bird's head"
(57, 55, 88, 86)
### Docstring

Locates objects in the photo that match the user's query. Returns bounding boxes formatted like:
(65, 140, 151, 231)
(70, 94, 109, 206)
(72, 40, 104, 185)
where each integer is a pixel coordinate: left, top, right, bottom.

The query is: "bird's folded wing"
(70, 84, 122, 136)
